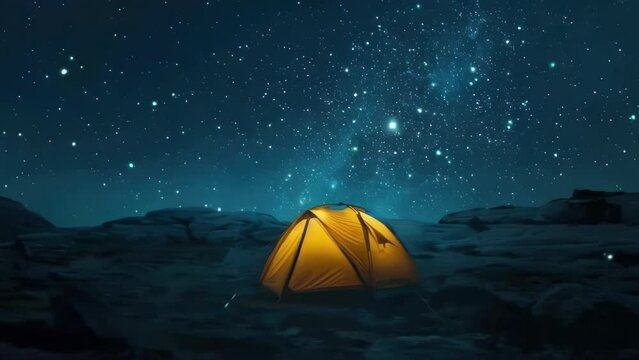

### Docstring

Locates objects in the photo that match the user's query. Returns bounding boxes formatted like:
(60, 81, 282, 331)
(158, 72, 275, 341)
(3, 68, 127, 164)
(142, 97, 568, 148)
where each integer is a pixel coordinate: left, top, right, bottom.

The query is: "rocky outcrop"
(0, 204, 289, 358)
(0, 196, 54, 242)
(439, 205, 545, 225)
(440, 189, 639, 225)
(539, 189, 639, 224)
(2, 195, 639, 358)
(103, 208, 286, 246)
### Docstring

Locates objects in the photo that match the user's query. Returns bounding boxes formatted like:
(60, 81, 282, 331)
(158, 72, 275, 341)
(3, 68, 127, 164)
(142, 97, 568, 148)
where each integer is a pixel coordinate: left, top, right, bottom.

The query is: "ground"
(1, 191, 639, 359)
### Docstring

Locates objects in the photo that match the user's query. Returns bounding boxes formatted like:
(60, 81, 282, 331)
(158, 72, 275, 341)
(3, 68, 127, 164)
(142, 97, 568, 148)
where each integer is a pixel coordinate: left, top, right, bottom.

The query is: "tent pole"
(279, 216, 310, 301)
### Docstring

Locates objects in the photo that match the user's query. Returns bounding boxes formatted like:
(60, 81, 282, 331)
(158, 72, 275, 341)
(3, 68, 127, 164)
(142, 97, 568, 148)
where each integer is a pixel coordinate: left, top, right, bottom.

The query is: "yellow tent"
(260, 203, 418, 297)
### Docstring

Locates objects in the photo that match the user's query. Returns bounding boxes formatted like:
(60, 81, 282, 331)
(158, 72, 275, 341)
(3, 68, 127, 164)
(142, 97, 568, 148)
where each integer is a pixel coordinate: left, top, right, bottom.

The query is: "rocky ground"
(2, 190, 639, 359)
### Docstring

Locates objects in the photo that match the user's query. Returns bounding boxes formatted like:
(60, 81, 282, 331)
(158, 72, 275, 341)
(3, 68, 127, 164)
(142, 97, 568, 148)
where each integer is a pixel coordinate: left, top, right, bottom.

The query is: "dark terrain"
(2, 190, 639, 359)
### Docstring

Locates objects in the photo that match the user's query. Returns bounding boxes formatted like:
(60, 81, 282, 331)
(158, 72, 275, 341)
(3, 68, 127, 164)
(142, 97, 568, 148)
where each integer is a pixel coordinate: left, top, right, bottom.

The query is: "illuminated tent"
(260, 204, 418, 297)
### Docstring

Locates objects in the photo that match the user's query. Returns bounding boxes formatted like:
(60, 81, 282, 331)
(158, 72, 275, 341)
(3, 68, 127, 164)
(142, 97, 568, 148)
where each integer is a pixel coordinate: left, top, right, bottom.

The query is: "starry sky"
(1, 0, 638, 226)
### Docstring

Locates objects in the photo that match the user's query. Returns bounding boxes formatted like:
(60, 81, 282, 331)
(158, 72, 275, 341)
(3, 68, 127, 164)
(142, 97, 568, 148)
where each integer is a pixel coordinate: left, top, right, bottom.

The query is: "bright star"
(630, 114, 636, 121)
(388, 119, 398, 131)
(60, 68, 68, 76)
(436, 150, 442, 156)
(151, 100, 158, 107)
(128, 162, 135, 169)
(71, 141, 76, 147)
(470, 66, 477, 73)
(549, 62, 556, 69)
(417, 108, 423, 113)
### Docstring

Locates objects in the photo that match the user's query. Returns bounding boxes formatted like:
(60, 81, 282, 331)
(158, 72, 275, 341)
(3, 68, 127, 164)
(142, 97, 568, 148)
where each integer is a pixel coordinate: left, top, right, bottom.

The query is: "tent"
(260, 203, 418, 297)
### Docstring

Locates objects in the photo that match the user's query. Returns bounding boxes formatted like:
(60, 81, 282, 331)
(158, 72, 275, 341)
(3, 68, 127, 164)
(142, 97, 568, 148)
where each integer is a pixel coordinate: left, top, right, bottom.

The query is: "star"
(60, 68, 68, 76)
(128, 162, 136, 169)
(388, 119, 398, 131)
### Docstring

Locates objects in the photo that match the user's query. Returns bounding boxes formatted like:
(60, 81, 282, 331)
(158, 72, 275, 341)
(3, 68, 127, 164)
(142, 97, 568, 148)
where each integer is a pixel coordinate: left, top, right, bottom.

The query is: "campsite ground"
(2, 191, 639, 359)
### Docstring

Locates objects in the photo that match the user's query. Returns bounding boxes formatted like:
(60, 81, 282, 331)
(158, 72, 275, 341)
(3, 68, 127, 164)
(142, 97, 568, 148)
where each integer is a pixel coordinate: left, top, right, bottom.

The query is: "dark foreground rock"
(1, 195, 639, 359)
(440, 189, 639, 225)
(0, 196, 54, 242)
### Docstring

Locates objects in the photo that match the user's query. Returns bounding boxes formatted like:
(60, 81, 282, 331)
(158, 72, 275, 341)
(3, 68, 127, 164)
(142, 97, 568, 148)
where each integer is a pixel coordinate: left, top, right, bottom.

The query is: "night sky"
(1, 0, 638, 226)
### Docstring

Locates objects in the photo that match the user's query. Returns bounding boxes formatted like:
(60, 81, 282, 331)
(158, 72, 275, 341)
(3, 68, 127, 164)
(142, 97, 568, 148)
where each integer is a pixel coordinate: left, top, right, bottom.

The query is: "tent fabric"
(260, 204, 418, 296)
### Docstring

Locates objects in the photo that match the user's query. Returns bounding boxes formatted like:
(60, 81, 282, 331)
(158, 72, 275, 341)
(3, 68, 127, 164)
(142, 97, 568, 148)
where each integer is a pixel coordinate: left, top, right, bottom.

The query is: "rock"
(439, 205, 545, 225)
(103, 208, 287, 246)
(531, 284, 639, 325)
(466, 216, 490, 232)
(428, 286, 531, 343)
(597, 193, 639, 225)
(4, 193, 639, 358)
(539, 198, 610, 224)
(0, 196, 54, 242)
(440, 189, 639, 225)
(568, 301, 639, 352)
(540, 190, 639, 225)
(17, 208, 287, 267)
(571, 189, 627, 199)
(366, 335, 488, 360)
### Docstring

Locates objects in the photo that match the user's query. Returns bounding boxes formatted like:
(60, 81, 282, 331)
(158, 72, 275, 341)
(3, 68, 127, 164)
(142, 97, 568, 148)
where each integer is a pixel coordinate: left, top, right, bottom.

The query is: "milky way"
(1, 0, 638, 225)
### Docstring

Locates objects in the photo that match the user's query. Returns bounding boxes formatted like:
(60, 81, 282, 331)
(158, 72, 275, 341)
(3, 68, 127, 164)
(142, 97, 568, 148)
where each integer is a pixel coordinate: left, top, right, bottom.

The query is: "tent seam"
(280, 216, 310, 297)
(260, 215, 304, 282)
(312, 216, 371, 289)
